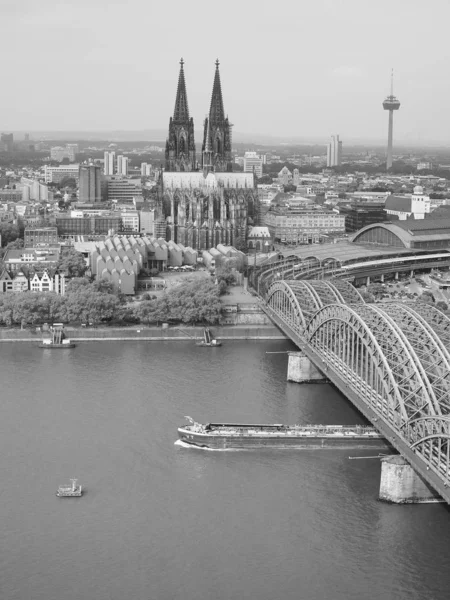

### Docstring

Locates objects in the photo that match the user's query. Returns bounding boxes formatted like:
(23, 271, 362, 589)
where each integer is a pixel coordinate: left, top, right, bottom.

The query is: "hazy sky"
(1, 0, 449, 144)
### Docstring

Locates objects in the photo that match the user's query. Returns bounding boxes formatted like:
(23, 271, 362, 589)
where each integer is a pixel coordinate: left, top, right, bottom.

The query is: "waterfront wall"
(0, 325, 287, 343)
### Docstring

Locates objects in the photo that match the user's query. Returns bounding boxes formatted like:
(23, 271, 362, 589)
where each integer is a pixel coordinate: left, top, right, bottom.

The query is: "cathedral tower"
(165, 59, 196, 172)
(202, 60, 233, 173)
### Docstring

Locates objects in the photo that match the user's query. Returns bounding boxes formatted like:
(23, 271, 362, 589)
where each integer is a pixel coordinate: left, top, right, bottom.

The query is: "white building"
(117, 155, 129, 176)
(104, 151, 116, 175)
(140, 162, 152, 177)
(384, 186, 431, 220)
(243, 152, 263, 178)
(326, 135, 342, 167)
(120, 209, 140, 232)
(140, 208, 154, 235)
(30, 270, 66, 295)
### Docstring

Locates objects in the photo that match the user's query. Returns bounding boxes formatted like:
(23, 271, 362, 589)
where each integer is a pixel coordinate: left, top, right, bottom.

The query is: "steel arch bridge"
(263, 279, 450, 502)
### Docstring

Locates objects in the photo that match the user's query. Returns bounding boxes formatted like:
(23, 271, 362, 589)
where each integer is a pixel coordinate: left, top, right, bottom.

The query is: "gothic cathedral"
(160, 59, 258, 251)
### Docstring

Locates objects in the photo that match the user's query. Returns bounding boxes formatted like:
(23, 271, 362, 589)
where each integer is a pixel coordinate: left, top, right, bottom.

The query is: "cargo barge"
(178, 417, 391, 450)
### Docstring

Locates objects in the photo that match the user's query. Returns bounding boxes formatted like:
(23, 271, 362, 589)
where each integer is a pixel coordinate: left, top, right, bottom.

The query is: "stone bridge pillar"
(379, 455, 444, 504)
(287, 351, 326, 383)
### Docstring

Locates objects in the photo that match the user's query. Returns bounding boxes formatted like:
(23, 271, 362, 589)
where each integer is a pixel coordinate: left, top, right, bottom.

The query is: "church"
(161, 59, 258, 251)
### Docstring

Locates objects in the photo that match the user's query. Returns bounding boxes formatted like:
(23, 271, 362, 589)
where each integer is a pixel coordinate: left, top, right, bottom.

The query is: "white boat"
(56, 478, 83, 497)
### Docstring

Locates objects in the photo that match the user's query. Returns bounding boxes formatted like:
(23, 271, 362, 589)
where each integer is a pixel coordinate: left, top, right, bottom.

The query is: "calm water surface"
(0, 340, 449, 600)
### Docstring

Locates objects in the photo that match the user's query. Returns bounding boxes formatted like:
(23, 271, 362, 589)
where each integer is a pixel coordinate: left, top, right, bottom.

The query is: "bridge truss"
(264, 278, 450, 501)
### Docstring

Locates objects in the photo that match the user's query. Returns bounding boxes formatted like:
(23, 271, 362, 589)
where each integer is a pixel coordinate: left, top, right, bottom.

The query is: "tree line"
(0, 274, 230, 328)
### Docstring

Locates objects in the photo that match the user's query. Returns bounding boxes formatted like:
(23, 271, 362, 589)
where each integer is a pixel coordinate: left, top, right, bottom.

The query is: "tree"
(436, 300, 448, 312)
(0, 223, 21, 247)
(216, 263, 236, 287)
(64, 287, 120, 324)
(59, 177, 77, 189)
(66, 277, 92, 294)
(57, 249, 88, 278)
(134, 278, 223, 325)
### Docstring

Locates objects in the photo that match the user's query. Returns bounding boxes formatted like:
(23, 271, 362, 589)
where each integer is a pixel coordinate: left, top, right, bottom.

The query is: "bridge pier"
(287, 351, 326, 383)
(379, 456, 444, 504)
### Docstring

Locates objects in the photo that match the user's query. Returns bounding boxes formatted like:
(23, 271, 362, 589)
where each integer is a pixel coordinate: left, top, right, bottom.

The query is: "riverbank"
(0, 324, 287, 343)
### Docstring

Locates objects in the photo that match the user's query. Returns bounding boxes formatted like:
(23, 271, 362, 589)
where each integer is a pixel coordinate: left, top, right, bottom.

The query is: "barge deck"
(178, 417, 391, 450)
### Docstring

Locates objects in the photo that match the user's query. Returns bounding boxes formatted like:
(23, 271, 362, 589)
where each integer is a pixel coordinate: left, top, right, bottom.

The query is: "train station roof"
(351, 219, 450, 249)
(280, 241, 410, 264)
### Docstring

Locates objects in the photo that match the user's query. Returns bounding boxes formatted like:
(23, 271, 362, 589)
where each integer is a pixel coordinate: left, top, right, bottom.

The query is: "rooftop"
(280, 241, 409, 263)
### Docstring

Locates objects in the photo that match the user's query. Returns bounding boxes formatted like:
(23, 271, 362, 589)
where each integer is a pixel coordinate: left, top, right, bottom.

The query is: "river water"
(1, 340, 449, 600)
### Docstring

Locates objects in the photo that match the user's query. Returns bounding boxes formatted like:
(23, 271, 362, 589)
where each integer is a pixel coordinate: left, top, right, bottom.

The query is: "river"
(0, 340, 449, 600)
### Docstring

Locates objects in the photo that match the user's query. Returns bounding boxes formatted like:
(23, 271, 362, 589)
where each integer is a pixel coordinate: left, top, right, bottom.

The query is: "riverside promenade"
(0, 325, 287, 343)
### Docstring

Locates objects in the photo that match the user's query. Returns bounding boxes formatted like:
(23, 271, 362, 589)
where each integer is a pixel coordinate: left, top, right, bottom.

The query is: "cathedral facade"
(161, 60, 258, 251)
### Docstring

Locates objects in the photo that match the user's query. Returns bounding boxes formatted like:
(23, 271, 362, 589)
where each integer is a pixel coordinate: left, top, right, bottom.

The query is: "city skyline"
(1, 0, 449, 144)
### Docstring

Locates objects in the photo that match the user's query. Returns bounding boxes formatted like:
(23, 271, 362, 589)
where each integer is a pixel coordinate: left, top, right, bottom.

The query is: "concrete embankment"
(0, 325, 288, 343)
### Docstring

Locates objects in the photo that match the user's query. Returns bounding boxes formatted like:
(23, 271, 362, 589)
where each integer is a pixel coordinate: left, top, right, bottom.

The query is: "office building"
(265, 203, 345, 243)
(120, 210, 140, 232)
(104, 151, 116, 175)
(140, 207, 154, 235)
(55, 213, 121, 236)
(24, 227, 58, 247)
(117, 155, 129, 176)
(106, 176, 142, 202)
(243, 152, 263, 178)
(326, 135, 342, 167)
(79, 164, 102, 203)
(44, 164, 80, 184)
(141, 162, 152, 177)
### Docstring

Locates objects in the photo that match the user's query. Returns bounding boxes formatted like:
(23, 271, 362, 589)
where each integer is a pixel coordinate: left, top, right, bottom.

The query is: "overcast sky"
(1, 0, 449, 144)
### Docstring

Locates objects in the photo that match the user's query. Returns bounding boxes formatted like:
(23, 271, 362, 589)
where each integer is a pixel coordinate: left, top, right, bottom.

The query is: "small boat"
(196, 327, 222, 347)
(56, 478, 83, 497)
(39, 324, 75, 349)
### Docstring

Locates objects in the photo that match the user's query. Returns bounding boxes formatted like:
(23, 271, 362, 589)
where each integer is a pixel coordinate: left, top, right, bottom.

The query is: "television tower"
(382, 69, 401, 170)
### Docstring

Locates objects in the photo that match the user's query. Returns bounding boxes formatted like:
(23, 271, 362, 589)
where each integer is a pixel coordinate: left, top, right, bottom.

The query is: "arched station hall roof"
(280, 240, 412, 265)
(350, 219, 450, 249)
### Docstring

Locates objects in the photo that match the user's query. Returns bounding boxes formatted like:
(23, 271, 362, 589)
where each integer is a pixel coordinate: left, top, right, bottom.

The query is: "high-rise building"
(382, 69, 401, 170)
(141, 162, 152, 177)
(104, 151, 115, 175)
(326, 135, 342, 167)
(202, 60, 233, 173)
(243, 152, 263, 178)
(116, 155, 129, 176)
(165, 58, 196, 172)
(78, 164, 102, 203)
(1, 133, 14, 152)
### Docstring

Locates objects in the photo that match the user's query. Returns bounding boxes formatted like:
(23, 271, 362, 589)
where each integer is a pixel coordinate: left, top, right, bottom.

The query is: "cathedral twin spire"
(165, 59, 233, 173)
(173, 58, 189, 123)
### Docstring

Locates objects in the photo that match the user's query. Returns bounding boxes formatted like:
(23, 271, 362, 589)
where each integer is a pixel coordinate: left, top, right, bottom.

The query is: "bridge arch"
(305, 303, 439, 429)
(265, 281, 306, 331)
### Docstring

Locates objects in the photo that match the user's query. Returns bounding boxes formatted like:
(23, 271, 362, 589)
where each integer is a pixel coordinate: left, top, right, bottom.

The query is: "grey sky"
(1, 0, 449, 144)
